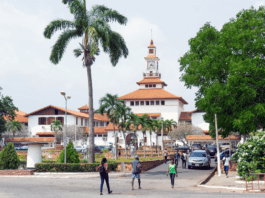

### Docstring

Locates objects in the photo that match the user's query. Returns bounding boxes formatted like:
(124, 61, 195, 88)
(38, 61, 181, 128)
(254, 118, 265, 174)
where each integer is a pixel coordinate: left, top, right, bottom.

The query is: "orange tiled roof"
(36, 132, 55, 136)
(85, 127, 108, 134)
(136, 78, 167, 86)
(148, 40, 156, 48)
(105, 122, 119, 131)
(186, 135, 241, 141)
(78, 105, 89, 110)
(190, 109, 205, 114)
(94, 113, 110, 121)
(117, 89, 188, 104)
(179, 112, 191, 121)
(25, 105, 89, 119)
(4, 110, 28, 123)
(145, 55, 158, 58)
(6, 137, 55, 143)
(203, 130, 209, 134)
(135, 113, 161, 118)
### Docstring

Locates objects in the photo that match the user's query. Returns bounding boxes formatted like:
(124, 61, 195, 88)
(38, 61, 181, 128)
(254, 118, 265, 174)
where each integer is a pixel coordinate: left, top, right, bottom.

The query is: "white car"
(188, 150, 211, 169)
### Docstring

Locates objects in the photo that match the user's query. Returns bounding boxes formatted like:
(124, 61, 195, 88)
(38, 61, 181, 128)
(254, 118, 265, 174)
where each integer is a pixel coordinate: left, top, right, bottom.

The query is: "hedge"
(35, 162, 118, 172)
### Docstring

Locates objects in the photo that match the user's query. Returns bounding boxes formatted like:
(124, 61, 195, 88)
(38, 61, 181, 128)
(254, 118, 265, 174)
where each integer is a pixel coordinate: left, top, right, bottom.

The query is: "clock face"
(147, 61, 155, 69)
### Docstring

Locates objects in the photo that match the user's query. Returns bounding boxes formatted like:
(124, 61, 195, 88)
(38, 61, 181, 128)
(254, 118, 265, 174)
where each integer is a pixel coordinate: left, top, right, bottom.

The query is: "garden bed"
(0, 170, 34, 175)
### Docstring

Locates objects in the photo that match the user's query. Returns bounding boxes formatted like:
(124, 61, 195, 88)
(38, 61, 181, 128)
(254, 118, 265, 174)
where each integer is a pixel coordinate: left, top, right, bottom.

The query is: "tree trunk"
(144, 133, 146, 158)
(112, 119, 117, 160)
(12, 129, 15, 145)
(156, 134, 159, 157)
(150, 133, 153, 158)
(87, 64, 95, 163)
(123, 131, 128, 159)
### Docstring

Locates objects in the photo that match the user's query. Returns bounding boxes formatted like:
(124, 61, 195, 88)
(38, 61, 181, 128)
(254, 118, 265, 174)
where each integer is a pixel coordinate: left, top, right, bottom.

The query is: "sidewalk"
(0, 171, 131, 179)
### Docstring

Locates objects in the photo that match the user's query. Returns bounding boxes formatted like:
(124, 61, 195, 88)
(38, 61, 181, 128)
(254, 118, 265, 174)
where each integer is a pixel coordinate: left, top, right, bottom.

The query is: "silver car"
(188, 150, 211, 169)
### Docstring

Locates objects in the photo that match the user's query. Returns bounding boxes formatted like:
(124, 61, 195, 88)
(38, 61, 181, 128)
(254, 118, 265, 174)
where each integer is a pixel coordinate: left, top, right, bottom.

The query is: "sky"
(0, 0, 264, 114)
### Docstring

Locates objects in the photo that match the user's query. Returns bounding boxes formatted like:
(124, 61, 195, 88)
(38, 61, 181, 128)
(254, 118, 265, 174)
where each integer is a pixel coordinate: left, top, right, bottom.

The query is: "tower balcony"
(143, 72, 161, 78)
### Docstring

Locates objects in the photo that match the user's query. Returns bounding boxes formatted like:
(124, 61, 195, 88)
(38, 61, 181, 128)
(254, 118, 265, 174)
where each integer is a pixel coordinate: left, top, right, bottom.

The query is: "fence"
(245, 173, 265, 192)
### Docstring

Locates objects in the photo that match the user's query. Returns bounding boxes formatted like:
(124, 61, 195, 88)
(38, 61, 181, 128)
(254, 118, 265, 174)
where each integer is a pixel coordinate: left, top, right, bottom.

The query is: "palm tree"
(99, 93, 123, 160)
(50, 120, 63, 147)
(6, 120, 22, 144)
(164, 119, 177, 150)
(128, 113, 141, 156)
(117, 102, 131, 159)
(147, 117, 155, 157)
(44, 1, 128, 163)
(139, 114, 149, 158)
(153, 119, 162, 157)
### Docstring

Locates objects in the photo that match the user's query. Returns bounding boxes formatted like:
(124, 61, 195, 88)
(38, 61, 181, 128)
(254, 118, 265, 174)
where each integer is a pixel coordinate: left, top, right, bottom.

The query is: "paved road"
(0, 159, 263, 198)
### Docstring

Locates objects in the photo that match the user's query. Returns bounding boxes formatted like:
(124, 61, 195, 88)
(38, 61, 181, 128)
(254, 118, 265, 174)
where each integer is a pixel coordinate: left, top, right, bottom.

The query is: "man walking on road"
(174, 150, 180, 167)
(132, 156, 142, 190)
(181, 151, 187, 169)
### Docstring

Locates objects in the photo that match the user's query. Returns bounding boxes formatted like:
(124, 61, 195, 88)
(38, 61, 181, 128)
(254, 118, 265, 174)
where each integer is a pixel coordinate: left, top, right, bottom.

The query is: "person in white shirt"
(222, 153, 231, 178)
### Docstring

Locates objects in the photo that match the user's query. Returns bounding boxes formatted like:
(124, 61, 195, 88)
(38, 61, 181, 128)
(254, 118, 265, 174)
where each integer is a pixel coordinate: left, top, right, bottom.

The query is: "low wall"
(117, 159, 165, 172)
(0, 170, 34, 175)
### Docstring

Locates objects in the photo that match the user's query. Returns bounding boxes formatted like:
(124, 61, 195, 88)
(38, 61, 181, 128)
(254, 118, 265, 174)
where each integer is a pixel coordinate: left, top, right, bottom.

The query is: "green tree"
(0, 142, 20, 169)
(50, 120, 63, 146)
(147, 117, 155, 157)
(58, 141, 80, 163)
(6, 120, 22, 144)
(164, 119, 177, 149)
(127, 113, 141, 156)
(99, 93, 123, 160)
(139, 114, 149, 158)
(44, 1, 128, 163)
(0, 87, 17, 137)
(179, 6, 265, 137)
(153, 119, 162, 156)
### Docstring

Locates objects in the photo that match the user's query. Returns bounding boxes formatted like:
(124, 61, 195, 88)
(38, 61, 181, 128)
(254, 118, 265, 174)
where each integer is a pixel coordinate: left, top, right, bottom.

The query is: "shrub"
(57, 141, 80, 163)
(34, 162, 118, 172)
(231, 130, 265, 178)
(18, 154, 26, 161)
(0, 142, 20, 169)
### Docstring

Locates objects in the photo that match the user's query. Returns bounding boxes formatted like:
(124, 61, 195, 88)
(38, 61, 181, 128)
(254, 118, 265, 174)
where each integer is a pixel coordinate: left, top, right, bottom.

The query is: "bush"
(34, 161, 118, 172)
(57, 141, 80, 163)
(0, 142, 20, 169)
(231, 130, 265, 178)
(18, 154, 26, 161)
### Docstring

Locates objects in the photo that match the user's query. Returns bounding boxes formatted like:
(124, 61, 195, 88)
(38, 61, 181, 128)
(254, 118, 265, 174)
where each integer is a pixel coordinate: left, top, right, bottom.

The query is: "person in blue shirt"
(131, 156, 142, 190)
(174, 151, 180, 167)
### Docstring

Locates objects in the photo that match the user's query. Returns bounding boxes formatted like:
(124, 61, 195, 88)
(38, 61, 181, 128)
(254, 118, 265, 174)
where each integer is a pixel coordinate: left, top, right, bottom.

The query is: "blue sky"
(0, 0, 263, 113)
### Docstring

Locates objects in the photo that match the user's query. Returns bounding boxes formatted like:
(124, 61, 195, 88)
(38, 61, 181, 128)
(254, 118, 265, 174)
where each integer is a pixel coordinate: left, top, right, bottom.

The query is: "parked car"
(94, 146, 102, 153)
(14, 146, 28, 150)
(188, 150, 211, 169)
(206, 145, 217, 157)
(190, 144, 202, 151)
(174, 145, 191, 152)
(219, 142, 231, 151)
(214, 149, 235, 162)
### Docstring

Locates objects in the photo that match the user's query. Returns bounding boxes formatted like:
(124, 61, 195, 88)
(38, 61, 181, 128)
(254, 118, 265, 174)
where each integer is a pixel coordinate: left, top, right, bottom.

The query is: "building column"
(26, 144, 42, 169)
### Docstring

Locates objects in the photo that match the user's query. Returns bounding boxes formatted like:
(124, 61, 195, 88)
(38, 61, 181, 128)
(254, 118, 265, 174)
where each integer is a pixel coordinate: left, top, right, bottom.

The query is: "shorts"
(224, 166, 229, 171)
(132, 173, 140, 179)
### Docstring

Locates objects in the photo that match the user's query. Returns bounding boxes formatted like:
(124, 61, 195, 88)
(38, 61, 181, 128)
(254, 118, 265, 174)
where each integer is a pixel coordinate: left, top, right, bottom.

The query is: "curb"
(197, 166, 217, 186)
(198, 185, 245, 191)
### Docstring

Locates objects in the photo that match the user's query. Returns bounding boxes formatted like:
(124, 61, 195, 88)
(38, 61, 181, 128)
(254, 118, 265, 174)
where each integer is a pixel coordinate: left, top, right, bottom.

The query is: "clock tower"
(144, 40, 161, 79)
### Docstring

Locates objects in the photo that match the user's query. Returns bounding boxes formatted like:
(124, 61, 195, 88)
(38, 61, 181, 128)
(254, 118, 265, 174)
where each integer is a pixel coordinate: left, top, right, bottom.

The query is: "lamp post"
(161, 117, 164, 152)
(215, 114, 221, 176)
(61, 91, 71, 163)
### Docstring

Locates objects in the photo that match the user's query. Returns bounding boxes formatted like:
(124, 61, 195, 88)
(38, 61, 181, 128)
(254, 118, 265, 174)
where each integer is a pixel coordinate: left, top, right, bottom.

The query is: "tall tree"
(99, 93, 123, 160)
(153, 119, 162, 156)
(44, 1, 128, 163)
(128, 113, 140, 156)
(117, 102, 131, 159)
(50, 120, 63, 146)
(6, 120, 22, 144)
(147, 117, 155, 157)
(164, 119, 177, 149)
(179, 6, 265, 137)
(139, 114, 148, 158)
(0, 87, 17, 138)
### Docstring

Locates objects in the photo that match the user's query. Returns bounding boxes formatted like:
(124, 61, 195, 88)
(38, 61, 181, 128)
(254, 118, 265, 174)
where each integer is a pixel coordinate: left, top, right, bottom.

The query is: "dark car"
(191, 144, 202, 151)
(174, 145, 191, 152)
(214, 149, 235, 162)
(206, 145, 217, 156)
(94, 146, 103, 153)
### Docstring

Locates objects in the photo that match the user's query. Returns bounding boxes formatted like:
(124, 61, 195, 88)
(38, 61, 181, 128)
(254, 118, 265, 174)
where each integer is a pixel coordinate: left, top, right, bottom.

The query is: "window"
(93, 122, 95, 127)
(98, 135, 102, 137)
(153, 84, 156, 87)
(76, 118, 78, 125)
(144, 137, 147, 142)
(38, 117, 46, 125)
(151, 101, 154, 105)
(140, 101, 144, 106)
(55, 109, 58, 115)
(130, 101, 134, 106)
(95, 122, 98, 127)
(100, 121, 104, 126)
(85, 119, 88, 126)
(81, 118, 83, 126)
(135, 101, 139, 106)
(145, 85, 148, 88)
(106, 122, 109, 126)
(161, 101, 165, 105)
(57, 117, 64, 124)
(149, 84, 152, 87)
(149, 49, 153, 53)
(47, 117, 55, 125)
(146, 101, 149, 106)
(156, 101, 160, 105)
(103, 135, 107, 137)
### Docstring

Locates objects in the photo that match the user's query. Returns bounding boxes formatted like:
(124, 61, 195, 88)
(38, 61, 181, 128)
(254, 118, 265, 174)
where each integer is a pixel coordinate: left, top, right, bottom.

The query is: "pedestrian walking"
(166, 159, 178, 188)
(96, 158, 112, 195)
(181, 151, 187, 169)
(118, 150, 121, 158)
(173, 150, 180, 166)
(131, 155, 142, 190)
(163, 148, 168, 163)
(223, 153, 231, 178)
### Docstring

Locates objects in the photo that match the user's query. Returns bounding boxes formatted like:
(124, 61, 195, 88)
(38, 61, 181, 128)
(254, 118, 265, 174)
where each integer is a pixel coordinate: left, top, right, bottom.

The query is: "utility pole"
(229, 136, 231, 157)
(215, 114, 221, 176)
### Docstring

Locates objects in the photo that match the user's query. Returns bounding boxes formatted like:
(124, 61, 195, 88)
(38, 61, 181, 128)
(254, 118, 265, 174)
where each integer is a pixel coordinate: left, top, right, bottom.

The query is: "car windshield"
(191, 152, 206, 157)
(75, 146, 82, 148)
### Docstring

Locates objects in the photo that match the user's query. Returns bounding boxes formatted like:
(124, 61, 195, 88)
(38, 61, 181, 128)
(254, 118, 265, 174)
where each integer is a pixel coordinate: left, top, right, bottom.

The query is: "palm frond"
(73, 48, 83, 57)
(50, 29, 81, 64)
(44, 19, 76, 39)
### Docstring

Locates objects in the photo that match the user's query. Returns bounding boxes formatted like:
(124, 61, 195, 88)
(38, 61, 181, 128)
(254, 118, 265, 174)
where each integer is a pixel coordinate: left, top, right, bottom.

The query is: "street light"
(161, 117, 164, 152)
(61, 91, 71, 163)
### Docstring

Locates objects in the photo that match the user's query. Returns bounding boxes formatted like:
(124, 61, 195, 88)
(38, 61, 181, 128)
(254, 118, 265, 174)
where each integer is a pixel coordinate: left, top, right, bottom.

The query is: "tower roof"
(136, 77, 167, 86)
(78, 104, 89, 110)
(148, 39, 156, 48)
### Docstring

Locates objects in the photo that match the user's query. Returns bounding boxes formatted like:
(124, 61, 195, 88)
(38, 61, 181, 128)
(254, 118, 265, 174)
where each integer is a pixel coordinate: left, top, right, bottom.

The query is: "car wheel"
(188, 166, 191, 169)
(208, 164, 211, 169)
